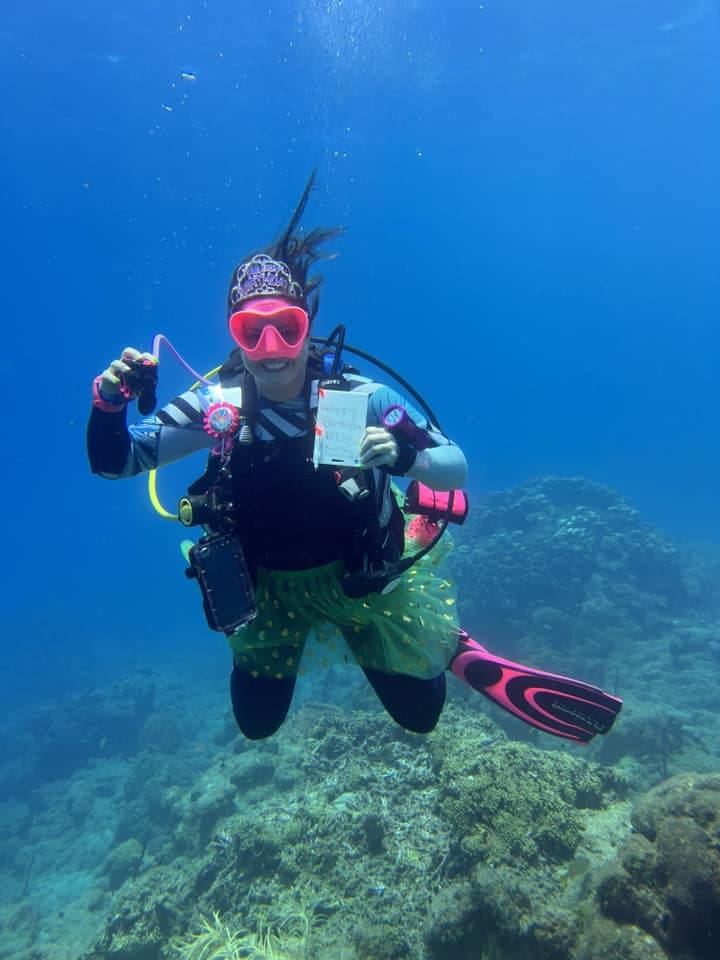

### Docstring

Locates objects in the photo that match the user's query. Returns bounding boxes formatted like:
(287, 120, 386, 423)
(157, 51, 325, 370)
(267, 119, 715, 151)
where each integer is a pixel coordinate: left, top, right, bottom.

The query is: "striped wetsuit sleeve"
(87, 388, 215, 479)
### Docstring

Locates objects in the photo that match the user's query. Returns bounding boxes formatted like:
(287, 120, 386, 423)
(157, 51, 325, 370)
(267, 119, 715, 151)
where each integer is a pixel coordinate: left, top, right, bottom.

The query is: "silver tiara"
(230, 254, 303, 306)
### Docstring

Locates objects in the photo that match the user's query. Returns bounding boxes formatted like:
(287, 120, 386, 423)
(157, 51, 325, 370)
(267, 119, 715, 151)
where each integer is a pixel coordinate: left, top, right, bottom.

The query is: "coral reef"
(450, 476, 688, 656)
(596, 707, 692, 778)
(597, 772, 720, 959)
(3, 476, 720, 959)
(171, 909, 312, 959)
(449, 476, 720, 782)
(426, 769, 720, 960)
(72, 702, 642, 960)
(172, 912, 246, 960)
(3, 680, 719, 960)
(431, 716, 628, 868)
(1, 673, 155, 797)
(102, 838, 144, 891)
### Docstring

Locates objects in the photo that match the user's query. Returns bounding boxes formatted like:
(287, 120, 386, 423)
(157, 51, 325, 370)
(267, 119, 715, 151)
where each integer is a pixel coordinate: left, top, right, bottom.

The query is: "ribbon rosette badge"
(203, 402, 240, 438)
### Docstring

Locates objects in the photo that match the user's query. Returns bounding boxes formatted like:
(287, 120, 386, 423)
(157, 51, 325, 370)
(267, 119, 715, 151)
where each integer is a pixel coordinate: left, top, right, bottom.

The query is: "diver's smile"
(240, 342, 310, 402)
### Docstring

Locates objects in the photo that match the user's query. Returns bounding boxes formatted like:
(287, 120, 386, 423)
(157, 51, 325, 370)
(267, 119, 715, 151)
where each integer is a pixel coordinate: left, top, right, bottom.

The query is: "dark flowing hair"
(226, 170, 343, 322)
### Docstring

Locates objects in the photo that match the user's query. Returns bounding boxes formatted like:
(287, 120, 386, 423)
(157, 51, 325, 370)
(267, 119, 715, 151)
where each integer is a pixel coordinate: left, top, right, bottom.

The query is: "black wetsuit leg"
(362, 669, 446, 733)
(230, 664, 296, 739)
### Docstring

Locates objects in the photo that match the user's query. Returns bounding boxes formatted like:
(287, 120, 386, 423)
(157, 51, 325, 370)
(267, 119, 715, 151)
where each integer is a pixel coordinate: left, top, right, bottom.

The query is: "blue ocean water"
(2, 0, 718, 703)
(1, 2, 719, 956)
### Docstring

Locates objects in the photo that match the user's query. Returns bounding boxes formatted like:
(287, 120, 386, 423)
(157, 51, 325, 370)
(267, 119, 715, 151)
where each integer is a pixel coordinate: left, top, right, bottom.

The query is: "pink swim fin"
(450, 631, 622, 743)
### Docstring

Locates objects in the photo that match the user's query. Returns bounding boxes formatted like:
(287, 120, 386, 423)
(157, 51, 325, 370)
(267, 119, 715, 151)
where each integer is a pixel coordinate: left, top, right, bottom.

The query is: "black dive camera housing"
(186, 533, 257, 633)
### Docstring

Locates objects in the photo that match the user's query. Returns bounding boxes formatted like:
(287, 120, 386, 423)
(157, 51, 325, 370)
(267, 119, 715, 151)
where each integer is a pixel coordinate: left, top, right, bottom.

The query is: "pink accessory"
(405, 481, 469, 524)
(92, 376, 127, 413)
(405, 515, 439, 549)
(203, 401, 240, 439)
(228, 297, 309, 361)
(450, 632, 623, 743)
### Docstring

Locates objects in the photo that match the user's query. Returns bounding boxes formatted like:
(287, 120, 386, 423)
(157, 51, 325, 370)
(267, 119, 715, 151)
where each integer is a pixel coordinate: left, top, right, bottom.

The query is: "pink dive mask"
(228, 297, 309, 361)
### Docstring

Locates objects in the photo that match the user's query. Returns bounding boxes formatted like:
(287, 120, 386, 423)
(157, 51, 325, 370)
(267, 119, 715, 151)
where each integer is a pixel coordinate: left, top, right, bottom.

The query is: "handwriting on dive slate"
(314, 389, 368, 466)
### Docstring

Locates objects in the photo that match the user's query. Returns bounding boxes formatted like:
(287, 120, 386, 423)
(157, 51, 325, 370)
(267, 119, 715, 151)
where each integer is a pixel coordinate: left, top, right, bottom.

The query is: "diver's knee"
(229, 664, 295, 740)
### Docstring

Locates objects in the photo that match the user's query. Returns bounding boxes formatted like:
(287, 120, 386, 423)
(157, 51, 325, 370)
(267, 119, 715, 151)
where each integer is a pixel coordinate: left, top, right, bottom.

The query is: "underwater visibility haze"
(1, 2, 720, 958)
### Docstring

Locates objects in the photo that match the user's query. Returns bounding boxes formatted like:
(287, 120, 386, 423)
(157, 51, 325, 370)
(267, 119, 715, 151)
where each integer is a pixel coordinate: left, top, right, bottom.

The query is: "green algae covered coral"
(597, 772, 720, 960)
(431, 722, 627, 867)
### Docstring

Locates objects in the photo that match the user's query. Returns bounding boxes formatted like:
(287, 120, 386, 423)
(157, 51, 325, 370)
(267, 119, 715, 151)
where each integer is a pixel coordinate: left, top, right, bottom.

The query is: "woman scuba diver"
(87, 172, 621, 745)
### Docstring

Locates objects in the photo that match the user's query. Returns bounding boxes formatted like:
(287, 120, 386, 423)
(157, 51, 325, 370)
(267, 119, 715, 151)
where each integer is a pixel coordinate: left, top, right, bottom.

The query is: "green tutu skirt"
(228, 547, 459, 680)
